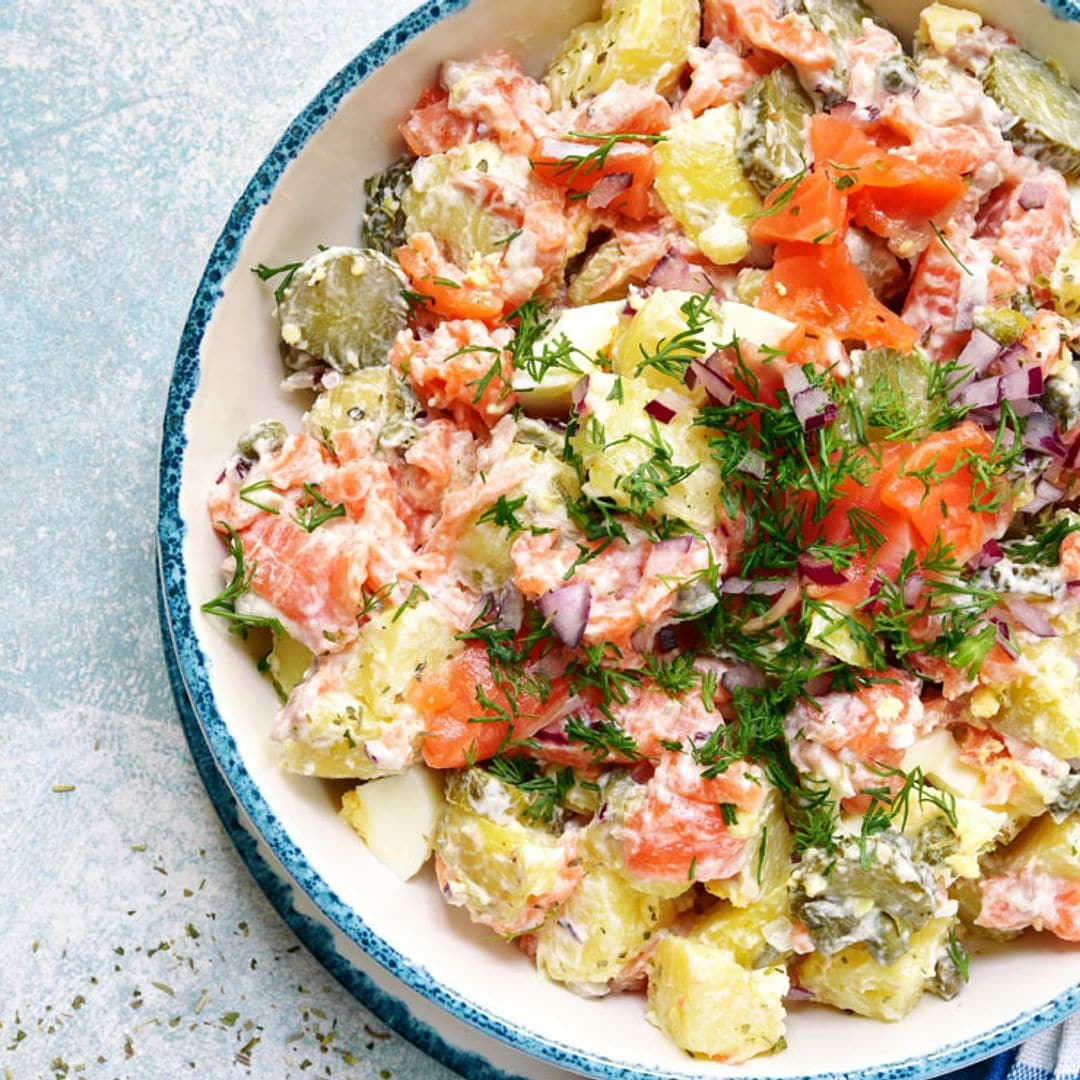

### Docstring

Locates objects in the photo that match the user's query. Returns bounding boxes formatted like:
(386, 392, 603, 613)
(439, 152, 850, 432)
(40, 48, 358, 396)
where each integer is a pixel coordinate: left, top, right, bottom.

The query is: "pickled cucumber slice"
(738, 66, 814, 198)
(278, 247, 408, 373)
(361, 156, 413, 258)
(304, 367, 420, 451)
(983, 48, 1080, 178)
(801, 0, 880, 43)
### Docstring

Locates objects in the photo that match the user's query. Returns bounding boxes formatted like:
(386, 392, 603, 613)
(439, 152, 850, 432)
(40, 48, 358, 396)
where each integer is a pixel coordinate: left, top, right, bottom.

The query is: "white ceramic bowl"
(158, 2, 1080, 1076)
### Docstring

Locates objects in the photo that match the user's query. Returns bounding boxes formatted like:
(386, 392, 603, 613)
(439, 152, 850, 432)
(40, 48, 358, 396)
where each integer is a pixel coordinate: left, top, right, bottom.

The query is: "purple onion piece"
(792, 386, 836, 431)
(782, 364, 811, 399)
(571, 375, 589, 415)
(973, 539, 1004, 569)
(719, 576, 792, 596)
(954, 368, 1043, 409)
(1003, 595, 1058, 638)
(1023, 478, 1064, 515)
(496, 582, 525, 633)
(586, 172, 633, 211)
(798, 555, 849, 586)
(903, 572, 924, 608)
(536, 581, 592, 648)
(736, 449, 767, 480)
(645, 535, 694, 579)
(1022, 410, 1066, 458)
(647, 250, 693, 291)
(688, 358, 734, 405)
(989, 616, 1019, 660)
(656, 625, 680, 653)
(957, 329, 1001, 378)
(954, 267, 988, 332)
(645, 398, 677, 424)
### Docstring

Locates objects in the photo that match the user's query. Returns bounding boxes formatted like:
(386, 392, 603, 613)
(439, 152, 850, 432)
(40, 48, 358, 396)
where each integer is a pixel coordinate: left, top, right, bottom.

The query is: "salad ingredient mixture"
(206, 0, 1080, 1062)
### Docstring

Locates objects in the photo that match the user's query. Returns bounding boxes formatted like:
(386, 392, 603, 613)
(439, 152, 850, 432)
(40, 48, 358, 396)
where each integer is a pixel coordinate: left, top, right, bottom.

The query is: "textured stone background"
(1, 2, 457, 1077)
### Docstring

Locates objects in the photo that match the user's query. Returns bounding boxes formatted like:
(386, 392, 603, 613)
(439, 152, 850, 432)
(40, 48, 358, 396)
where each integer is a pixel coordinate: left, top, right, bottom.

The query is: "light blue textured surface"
(0, 3, 455, 1077)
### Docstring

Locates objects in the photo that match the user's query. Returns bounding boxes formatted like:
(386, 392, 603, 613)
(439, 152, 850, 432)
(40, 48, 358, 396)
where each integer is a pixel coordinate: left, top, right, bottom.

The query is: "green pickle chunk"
(801, 0, 880, 42)
(983, 47, 1080, 177)
(305, 367, 421, 451)
(278, 246, 408, 373)
(738, 66, 814, 198)
(361, 156, 413, 258)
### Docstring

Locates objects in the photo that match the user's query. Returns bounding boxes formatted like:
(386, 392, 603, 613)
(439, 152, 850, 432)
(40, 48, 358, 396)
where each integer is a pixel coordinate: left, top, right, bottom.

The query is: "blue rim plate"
(157, 2, 1080, 1077)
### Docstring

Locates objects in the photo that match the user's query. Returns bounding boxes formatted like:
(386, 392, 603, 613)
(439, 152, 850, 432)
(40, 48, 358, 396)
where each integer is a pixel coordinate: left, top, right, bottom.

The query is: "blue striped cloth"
(953, 1018, 1080, 1080)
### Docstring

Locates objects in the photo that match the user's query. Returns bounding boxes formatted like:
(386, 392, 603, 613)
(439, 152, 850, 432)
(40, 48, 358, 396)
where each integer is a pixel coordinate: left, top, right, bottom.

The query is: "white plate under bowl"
(158, 1, 1080, 1076)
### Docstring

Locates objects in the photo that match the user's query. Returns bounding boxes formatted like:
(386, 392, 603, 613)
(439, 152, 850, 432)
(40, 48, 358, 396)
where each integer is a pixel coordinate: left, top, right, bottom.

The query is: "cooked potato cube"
(435, 769, 581, 936)
(647, 937, 789, 1062)
(534, 864, 679, 993)
(995, 634, 1080, 760)
(340, 766, 445, 879)
(917, 3, 982, 55)
(571, 371, 723, 532)
(275, 598, 461, 779)
(694, 886, 791, 968)
(705, 790, 793, 908)
(611, 289, 720, 400)
(543, 0, 700, 108)
(988, 814, 1080, 881)
(1052, 236, 1080, 319)
(798, 917, 955, 1021)
(656, 107, 762, 265)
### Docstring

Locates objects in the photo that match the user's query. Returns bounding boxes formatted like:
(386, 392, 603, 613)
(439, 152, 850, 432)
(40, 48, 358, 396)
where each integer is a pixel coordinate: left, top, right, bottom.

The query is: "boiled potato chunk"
(1052, 236, 1080, 319)
(340, 766, 445, 880)
(917, 2, 982, 55)
(571, 371, 723, 532)
(989, 814, 1080, 881)
(543, 0, 700, 108)
(275, 598, 461, 779)
(278, 247, 408, 372)
(798, 917, 954, 1021)
(612, 289, 720, 400)
(534, 864, 679, 993)
(656, 107, 762, 265)
(694, 886, 791, 968)
(994, 633, 1080, 760)
(513, 302, 622, 417)
(265, 632, 313, 700)
(647, 938, 789, 1062)
(435, 769, 579, 936)
(705, 791, 793, 908)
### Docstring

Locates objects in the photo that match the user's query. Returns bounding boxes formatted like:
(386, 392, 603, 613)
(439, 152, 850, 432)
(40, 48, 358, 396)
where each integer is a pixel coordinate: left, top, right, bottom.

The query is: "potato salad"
(205, 0, 1080, 1062)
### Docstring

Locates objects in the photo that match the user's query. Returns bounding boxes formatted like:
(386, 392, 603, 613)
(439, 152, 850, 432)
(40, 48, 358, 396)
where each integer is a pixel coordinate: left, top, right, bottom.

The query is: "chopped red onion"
(782, 365, 812, 399)
(571, 375, 589, 415)
(1022, 410, 1067, 458)
(1018, 182, 1048, 210)
(997, 343, 1030, 374)
(989, 616, 1019, 660)
(954, 368, 1044, 409)
(973, 539, 1004, 569)
(719, 576, 791, 596)
(645, 535, 693, 578)
(536, 581, 592, 648)
(656, 625, 680, 653)
(647, 250, 693, 291)
(645, 391, 685, 425)
(586, 172, 632, 211)
(957, 329, 1001, 377)
(687, 357, 735, 405)
(737, 449, 767, 480)
(792, 387, 838, 431)
(1023, 477, 1064, 514)
(798, 555, 849, 586)
(747, 241, 775, 270)
(903, 572, 924, 608)
(1003, 595, 1058, 638)
(496, 583, 525, 633)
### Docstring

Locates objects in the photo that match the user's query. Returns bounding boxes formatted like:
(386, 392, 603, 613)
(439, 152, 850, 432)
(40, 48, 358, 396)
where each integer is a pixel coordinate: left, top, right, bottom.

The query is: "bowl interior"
(167, 1, 1080, 1076)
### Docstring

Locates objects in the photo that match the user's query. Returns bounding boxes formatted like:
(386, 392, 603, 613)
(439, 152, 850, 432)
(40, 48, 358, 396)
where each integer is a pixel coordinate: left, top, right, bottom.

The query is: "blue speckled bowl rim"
(157, 1, 1080, 1077)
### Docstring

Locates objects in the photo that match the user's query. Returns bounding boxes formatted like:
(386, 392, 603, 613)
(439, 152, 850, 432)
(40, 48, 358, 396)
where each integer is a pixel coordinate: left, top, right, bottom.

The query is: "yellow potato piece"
(656, 107, 762, 266)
